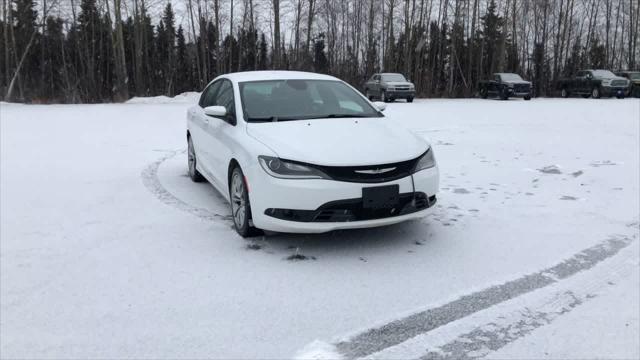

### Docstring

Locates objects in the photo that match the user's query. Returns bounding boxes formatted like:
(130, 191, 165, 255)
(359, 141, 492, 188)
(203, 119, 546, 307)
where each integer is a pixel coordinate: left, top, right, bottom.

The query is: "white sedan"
(186, 71, 439, 236)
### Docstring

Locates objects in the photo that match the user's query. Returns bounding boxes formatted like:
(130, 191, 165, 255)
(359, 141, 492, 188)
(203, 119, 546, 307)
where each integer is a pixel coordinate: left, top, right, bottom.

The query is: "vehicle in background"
(363, 73, 416, 103)
(615, 70, 640, 97)
(187, 71, 439, 237)
(477, 73, 532, 100)
(557, 69, 629, 99)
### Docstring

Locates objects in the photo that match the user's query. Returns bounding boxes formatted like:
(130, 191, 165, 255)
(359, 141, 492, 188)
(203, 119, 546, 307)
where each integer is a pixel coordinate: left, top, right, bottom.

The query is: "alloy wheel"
(231, 172, 246, 228)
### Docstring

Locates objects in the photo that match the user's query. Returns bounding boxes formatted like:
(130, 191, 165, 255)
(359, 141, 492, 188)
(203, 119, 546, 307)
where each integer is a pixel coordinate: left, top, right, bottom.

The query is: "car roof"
(216, 70, 339, 83)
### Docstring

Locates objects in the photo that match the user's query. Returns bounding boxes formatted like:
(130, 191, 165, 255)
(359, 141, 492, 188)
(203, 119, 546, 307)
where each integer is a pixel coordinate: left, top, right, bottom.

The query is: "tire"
(381, 90, 389, 103)
(591, 87, 601, 99)
(500, 88, 509, 100)
(229, 166, 262, 237)
(524, 95, 531, 101)
(480, 88, 488, 99)
(187, 136, 205, 183)
(616, 94, 625, 99)
(407, 97, 414, 103)
(365, 89, 373, 101)
(561, 88, 569, 98)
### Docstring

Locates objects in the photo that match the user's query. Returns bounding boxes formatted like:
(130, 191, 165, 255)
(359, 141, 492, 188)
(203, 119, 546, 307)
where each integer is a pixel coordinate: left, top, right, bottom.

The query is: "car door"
(191, 81, 221, 176)
(576, 71, 587, 92)
(203, 79, 237, 188)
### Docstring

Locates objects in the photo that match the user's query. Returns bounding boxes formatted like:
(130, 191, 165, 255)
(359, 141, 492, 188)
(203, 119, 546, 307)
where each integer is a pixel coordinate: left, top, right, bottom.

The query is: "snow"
(126, 91, 201, 104)
(1, 97, 638, 358)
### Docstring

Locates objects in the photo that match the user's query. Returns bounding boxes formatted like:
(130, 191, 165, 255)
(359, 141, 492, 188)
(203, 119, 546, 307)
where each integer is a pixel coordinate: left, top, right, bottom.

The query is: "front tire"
(381, 90, 390, 103)
(561, 88, 569, 98)
(592, 87, 601, 99)
(407, 97, 414, 103)
(480, 88, 488, 99)
(524, 95, 531, 101)
(229, 166, 261, 237)
(187, 136, 205, 183)
(500, 88, 509, 100)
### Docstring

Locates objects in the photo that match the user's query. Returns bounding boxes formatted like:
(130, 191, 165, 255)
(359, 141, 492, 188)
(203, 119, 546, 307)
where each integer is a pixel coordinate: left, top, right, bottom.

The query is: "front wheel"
(524, 95, 531, 101)
(561, 88, 569, 98)
(407, 97, 414, 103)
(480, 88, 488, 99)
(229, 166, 261, 237)
(381, 90, 389, 103)
(592, 87, 601, 99)
(500, 88, 509, 100)
(187, 136, 205, 182)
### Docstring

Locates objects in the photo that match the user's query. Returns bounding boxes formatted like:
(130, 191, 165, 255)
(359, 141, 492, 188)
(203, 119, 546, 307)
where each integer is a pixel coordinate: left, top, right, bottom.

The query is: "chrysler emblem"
(355, 167, 396, 174)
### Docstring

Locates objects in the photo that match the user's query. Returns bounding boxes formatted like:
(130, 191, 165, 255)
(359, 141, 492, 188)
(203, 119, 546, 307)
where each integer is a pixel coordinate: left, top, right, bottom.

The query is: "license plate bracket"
(362, 185, 400, 209)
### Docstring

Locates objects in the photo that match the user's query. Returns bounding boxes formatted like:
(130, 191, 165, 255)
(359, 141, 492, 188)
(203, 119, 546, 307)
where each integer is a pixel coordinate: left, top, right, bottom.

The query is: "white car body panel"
(187, 71, 440, 234)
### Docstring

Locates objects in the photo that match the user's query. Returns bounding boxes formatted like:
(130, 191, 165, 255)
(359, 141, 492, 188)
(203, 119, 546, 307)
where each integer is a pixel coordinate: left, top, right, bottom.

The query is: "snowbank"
(125, 91, 201, 104)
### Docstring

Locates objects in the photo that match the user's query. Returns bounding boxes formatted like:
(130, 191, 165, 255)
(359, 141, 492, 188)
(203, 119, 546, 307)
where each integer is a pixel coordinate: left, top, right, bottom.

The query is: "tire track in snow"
(295, 233, 638, 359)
(141, 149, 232, 223)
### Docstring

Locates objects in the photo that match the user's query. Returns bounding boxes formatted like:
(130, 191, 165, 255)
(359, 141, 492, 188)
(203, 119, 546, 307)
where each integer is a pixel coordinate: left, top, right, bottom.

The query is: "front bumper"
(248, 166, 439, 233)
(386, 89, 416, 98)
(601, 86, 628, 96)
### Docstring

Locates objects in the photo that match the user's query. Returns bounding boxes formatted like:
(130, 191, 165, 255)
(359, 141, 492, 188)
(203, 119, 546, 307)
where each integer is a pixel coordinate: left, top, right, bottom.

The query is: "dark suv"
(363, 73, 416, 103)
(557, 69, 629, 98)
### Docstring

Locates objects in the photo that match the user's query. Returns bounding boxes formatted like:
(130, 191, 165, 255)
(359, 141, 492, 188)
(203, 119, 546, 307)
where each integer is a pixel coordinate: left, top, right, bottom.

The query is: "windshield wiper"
(247, 116, 279, 122)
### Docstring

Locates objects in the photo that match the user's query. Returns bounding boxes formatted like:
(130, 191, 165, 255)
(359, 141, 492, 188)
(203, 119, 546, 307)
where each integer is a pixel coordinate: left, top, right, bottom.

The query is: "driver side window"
(199, 81, 221, 108)
(215, 80, 236, 125)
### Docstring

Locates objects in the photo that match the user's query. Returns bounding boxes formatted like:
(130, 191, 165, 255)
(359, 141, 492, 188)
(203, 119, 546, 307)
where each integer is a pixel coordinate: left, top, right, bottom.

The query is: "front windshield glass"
(381, 74, 407, 82)
(500, 73, 524, 82)
(592, 70, 616, 78)
(239, 80, 382, 122)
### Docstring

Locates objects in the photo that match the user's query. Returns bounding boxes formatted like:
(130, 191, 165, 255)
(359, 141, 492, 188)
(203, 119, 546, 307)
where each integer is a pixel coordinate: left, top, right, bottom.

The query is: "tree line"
(1, 0, 639, 103)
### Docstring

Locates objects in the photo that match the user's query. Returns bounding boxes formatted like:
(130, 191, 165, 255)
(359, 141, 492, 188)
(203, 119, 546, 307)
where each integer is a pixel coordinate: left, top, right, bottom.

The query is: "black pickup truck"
(557, 69, 630, 99)
(478, 73, 532, 100)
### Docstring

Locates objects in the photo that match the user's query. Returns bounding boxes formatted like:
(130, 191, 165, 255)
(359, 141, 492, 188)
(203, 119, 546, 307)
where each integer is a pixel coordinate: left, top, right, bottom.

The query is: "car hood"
(597, 75, 628, 82)
(385, 81, 414, 86)
(504, 81, 531, 85)
(246, 118, 429, 166)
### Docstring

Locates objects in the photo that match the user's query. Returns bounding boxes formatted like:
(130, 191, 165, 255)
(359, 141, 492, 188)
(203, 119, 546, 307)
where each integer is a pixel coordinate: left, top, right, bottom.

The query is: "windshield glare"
(500, 73, 524, 82)
(592, 70, 616, 78)
(240, 80, 382, 122)
(381, 74, 407, 82)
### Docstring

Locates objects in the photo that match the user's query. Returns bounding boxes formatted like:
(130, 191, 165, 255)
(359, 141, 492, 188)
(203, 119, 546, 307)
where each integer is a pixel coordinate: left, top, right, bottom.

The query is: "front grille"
(394, 85, 411, 90)
(265, 193, 436, 223)
(312, 155, 422, 183)
(611, 80, 628, 87)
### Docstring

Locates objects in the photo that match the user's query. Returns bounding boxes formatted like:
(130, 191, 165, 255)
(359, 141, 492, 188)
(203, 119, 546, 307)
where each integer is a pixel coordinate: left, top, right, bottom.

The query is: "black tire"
(229, 166, 262, 237)
(187, 136, 205, 183)
(616, 94, 625, 99)
(381, 90, 390, 103)
(365, 89, 373, 101)
(524, 95, 531, 101)
(480, 88, 488, 99)
(561, 88, 569, 98)
(500, 88, 509, 100)
(591, 87, 601, 99)
(407, 97, 414, 103)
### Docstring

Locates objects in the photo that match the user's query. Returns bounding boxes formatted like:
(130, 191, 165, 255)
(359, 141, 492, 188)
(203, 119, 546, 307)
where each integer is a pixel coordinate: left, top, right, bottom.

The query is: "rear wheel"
(561, 88, 569, 98)
(229, 166, 262, 237)
(592, 87, 601, 99)
(480, 88, 488, 99)
(187, 136, 205, 183)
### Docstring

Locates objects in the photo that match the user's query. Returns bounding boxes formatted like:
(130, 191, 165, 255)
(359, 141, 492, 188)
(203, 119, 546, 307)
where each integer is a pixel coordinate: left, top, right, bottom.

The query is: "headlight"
(413, 148, 436, 173)
(258, 156, 329, 179)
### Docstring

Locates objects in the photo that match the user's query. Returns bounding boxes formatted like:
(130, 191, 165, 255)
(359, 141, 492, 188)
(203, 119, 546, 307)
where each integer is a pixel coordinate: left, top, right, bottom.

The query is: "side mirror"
(204, 105, 227, 117)
(373, 101, 387, 112)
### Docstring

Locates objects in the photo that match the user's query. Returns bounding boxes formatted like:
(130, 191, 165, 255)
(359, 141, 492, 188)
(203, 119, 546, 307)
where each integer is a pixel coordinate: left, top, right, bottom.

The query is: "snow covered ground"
(1, 97, 639, 359)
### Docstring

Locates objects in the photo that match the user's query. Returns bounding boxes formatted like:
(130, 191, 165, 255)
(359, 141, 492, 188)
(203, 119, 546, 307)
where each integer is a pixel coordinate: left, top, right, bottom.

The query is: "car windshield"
(500, 73, 524, 82)
(239, 79, 382, 122)
(381, 74, 407, 82)
(591, 70, 616, 78)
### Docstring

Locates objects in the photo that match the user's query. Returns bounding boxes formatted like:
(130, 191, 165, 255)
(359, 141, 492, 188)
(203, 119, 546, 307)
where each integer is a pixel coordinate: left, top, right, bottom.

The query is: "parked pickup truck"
(478, 73, 532, 100)
(615, 70, 640, 97)
(557, 69, 629, 99)
(363, 73, 416, 102)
